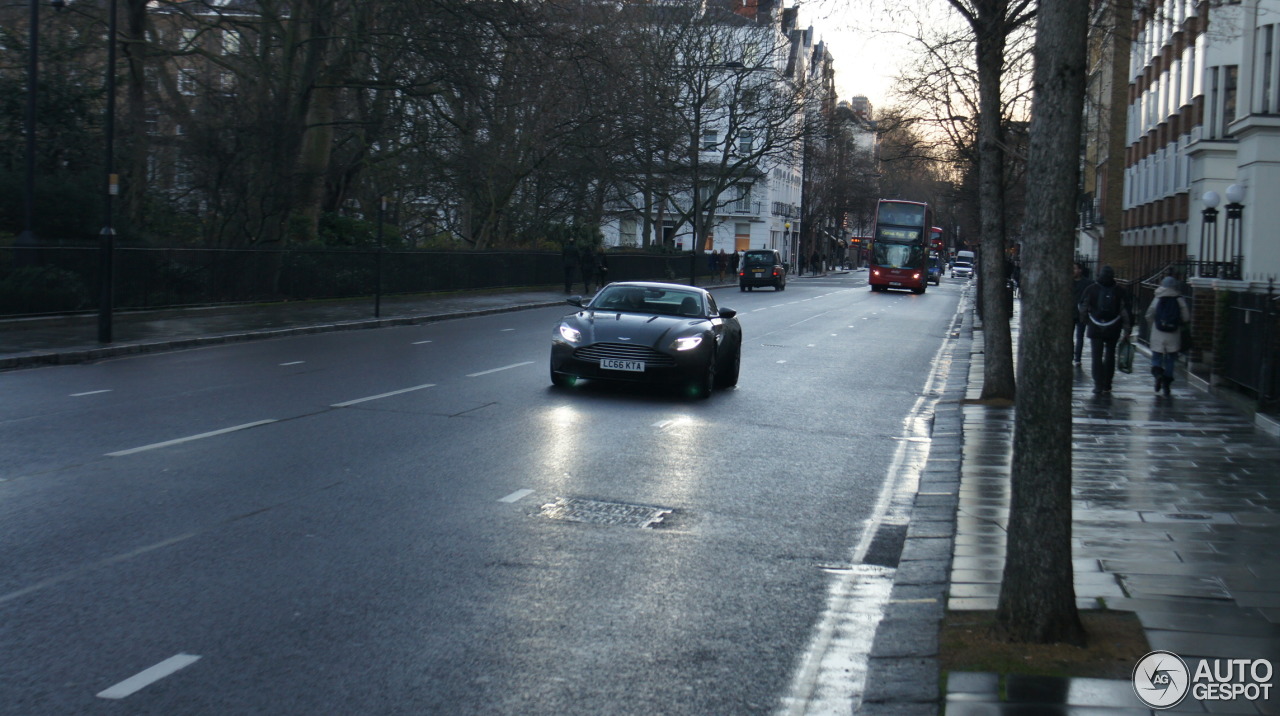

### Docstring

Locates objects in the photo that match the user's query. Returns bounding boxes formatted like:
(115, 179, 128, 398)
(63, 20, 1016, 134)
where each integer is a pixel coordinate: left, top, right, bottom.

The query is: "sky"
(804, 0, 957, 112)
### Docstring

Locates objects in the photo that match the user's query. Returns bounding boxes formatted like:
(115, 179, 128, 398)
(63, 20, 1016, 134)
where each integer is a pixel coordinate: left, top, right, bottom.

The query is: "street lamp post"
(1224, 183, 1245, 280)
(375, 196, 386, 318)
(98, 0, 119, 343)
(1199, 190, 1219, 278)
(18, 0, 65, 259)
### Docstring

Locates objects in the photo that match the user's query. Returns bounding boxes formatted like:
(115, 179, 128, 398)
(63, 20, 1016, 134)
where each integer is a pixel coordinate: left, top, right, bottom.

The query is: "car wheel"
(739, 284, 746, 292)
(694, 349, 716, 399)
(716, 341, 740, 388)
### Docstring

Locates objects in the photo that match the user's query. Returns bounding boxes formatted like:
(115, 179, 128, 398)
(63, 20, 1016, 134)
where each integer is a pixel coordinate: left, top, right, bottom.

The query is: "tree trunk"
(976, 22, 1016, 402)
(995, 0, 1089, 645)
(122, 0, 149, 231)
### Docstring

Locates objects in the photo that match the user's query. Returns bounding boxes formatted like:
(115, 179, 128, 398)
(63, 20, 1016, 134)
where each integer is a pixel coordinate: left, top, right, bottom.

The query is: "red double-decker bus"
(869, 199, 933, 294)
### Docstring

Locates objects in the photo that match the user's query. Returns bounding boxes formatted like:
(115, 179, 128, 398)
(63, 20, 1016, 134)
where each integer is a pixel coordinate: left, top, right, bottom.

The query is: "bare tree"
(996, 0, 1090, 645)
(943, 0, 1035, 402)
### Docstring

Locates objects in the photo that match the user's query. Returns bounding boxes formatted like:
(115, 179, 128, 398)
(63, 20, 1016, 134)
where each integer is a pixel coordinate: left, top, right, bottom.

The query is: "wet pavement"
(861, 293, 1280, 715)
(4, 278, 1277, 714)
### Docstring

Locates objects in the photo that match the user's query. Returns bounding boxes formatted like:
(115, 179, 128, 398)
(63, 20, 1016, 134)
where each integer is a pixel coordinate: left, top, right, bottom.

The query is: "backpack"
(1089, 285, 1120, 326)
(1154, 295, 1181, 332)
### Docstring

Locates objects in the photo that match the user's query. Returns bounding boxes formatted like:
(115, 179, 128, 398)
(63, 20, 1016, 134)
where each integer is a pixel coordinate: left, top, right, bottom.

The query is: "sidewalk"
(861, 290, 1280, 715)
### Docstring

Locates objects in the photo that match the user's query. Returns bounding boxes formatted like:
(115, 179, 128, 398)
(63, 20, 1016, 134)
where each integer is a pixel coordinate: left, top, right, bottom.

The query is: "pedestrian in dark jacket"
(1079, 265, 1132, 394)
(561, 240, 578, 294)
(579, 243, 597, 293)
(1145, 275, 1191, 396)
(1071, 262, 1094, 364)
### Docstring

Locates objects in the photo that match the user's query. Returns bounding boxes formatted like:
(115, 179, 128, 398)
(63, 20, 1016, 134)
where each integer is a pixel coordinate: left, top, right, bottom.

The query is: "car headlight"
(672, 335, 703, 351)
(558, 324, 582, 343)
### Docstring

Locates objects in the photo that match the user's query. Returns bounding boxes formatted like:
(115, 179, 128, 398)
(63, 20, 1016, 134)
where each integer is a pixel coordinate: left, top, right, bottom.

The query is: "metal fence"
(0, 245, 710, 318)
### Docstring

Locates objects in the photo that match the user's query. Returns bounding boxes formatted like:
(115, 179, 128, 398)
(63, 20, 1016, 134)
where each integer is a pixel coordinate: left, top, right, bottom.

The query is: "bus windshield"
(873, 241, 926, 269)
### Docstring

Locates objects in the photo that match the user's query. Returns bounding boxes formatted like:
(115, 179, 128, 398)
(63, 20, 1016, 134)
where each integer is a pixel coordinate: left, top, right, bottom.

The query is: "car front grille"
(575, 343, 677, 367)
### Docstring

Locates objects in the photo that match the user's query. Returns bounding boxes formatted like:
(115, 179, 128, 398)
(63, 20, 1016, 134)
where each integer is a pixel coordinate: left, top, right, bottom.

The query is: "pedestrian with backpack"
(1145, 275, 1191, 396)
(1079, 265, 1132, 394)
(1071, 261, 1094, 365)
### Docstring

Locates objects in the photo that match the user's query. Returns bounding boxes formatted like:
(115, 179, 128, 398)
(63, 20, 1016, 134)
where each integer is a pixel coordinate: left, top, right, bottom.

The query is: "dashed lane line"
(467, 362, 534, 378)
(106, 420, 278, 457)
(97, 654, 202, 700)
(331, 383, 436, 407)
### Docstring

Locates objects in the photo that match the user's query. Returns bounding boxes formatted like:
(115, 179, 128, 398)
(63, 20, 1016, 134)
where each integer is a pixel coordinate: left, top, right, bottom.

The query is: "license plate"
(752, 269, 764, 275)
(601, 358, 644, 372)
(890, 281, 903, 286)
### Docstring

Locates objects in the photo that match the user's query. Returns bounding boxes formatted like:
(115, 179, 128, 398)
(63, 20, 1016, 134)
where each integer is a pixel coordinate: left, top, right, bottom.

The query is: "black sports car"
(550, 282, 743, 398)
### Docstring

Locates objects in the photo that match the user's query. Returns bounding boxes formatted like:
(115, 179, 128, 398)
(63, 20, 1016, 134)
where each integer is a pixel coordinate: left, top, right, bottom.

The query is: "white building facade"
(1126, 0, 1280, 281)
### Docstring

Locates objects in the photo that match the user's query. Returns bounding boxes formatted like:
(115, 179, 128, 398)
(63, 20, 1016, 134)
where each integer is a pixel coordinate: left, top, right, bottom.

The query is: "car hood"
(566, 311, 705, 347)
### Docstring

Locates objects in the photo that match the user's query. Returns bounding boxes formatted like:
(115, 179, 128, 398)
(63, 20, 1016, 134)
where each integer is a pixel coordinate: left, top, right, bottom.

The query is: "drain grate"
(540, 497, 672, 528)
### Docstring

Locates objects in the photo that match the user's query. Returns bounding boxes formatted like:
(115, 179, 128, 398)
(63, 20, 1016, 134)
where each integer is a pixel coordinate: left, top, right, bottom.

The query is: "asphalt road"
(0, 273, 966, 715)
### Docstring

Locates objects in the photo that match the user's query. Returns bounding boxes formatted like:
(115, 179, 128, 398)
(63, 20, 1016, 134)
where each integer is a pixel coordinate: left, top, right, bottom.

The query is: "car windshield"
(742, 252, 775, 267)
(591, 286, 703, 317)
(954, 261, 972, 268)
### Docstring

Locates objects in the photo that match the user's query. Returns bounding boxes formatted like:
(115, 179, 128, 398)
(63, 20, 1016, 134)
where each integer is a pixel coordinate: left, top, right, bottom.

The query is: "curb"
(859, 290, 976, 715)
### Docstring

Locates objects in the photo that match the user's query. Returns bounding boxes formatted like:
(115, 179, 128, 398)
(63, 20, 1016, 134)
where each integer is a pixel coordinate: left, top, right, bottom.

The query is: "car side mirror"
(719, 308, 737, 319)
(567, 296, 583, 307)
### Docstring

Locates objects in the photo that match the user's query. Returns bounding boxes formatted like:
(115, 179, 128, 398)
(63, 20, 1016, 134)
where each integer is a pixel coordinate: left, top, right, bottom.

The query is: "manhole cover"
(1165, 513, 1212, 520)
(540, 497, 672, 528)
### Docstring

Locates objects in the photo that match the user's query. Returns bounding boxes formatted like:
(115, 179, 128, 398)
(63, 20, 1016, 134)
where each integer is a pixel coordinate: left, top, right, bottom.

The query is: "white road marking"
(500, 328, 515, 332)
(107, 420, 277, 457)
(412, 340, 433, 345)
(96, 653, 201, 700)
(467, 361, 533, 377)
(0, 532, 198, 606)
(279, 361, 305, 366)
(332, 384, 436, 407)
(652, 420, 674, 430)
(780, 290, 965, 716)
(499, 489, 535, 503)
(70, 390, 112, 397)
(776, 360, 787, 364)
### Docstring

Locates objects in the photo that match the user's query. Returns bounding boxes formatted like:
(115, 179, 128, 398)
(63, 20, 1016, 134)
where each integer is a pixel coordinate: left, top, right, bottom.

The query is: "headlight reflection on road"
(537, 404, 583, 492)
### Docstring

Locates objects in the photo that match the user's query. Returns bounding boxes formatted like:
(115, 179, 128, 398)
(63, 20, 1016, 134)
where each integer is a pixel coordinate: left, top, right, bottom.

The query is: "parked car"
(739, 249, 787, 291)
(550, 282, 742, 398)
(952, 260, 974, 279)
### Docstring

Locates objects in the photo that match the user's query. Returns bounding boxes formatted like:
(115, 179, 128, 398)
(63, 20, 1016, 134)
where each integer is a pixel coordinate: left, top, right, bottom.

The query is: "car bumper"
(739, 273, 782, 287)
(551, 341, 709, 383)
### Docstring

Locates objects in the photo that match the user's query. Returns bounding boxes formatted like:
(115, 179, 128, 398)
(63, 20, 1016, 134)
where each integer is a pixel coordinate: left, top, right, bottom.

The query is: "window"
(178, 70, 196, 96)
(701, 130, 718, 151)
(734, 184, 752, 213)
(1262, 26, 1274, 113)
(620, 218, 637, 247)
(181, 28, 198, 51)
(738, 132, 754, 153)
(223, 30, 241, 55)
(735, 224, 751, 251)
(1224, 65, 1238, 131)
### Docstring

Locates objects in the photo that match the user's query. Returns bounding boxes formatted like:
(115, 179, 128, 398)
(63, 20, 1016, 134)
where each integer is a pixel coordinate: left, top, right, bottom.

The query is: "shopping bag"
(1117, 339, 1134, 374)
